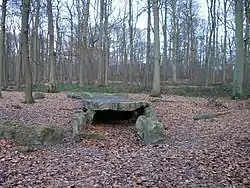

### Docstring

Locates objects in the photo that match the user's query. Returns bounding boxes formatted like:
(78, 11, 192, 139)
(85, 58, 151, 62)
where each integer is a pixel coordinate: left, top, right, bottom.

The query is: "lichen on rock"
(135, 115, 166, 145)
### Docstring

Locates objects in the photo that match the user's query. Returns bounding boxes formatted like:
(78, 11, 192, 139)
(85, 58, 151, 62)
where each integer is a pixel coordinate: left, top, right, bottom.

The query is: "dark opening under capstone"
(92, 107, 145, 124)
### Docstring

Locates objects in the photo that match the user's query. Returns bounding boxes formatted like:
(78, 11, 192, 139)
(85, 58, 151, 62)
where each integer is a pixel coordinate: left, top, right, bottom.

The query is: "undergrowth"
(31, 83, 250, 99)
(32, 83, 150, 94)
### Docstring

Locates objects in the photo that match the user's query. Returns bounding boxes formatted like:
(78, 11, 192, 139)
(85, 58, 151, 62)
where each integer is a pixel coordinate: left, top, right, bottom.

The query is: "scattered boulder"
(0, 120, 64, 147)
(135, 116, 166, 145)
(33, 92, 45, 99)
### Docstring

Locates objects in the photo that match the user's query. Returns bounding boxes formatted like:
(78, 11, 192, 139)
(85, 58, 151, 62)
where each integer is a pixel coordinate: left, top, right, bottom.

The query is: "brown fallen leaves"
(0, 91, 249, 188)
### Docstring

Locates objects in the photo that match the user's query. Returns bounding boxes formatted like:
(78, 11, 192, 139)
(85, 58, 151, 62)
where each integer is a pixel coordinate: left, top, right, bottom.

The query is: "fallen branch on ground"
(192, 110, 233, 120)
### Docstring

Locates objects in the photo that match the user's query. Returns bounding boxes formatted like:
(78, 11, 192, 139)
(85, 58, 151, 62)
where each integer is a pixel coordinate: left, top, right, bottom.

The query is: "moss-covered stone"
(0, 120, 64, 146)
(135, 116, 166, 145)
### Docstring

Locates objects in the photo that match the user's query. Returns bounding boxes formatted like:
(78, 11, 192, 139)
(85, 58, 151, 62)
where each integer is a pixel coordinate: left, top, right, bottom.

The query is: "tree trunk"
(56, 2, 63, 84)
(205, 0, 215, 86)
(104, 0, 109, 85)
(151, 0, 161, 97)
(97, 0, 104, 84)
(223, 0, 227, 83)
(47, 0, 56, 92)
(233, 0, 244, 97)
(0, 0, 7, 97)
(22, 0, 34, 103)
(66, 3, 73, 84)
(15, 31, 22, 89)
(83, 0, 90, 85)
(172, 0, 177, 84)
(121, 7, 127, 82)
(146, 0, 151, 86)
(162, 0, 167, 81)
(128, 0, 134, 84)
(211, 0, 216, 84)
(33, 0, 40, 85)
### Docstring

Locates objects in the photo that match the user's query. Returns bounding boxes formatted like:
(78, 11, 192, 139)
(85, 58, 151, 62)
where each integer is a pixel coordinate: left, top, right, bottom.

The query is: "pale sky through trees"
(85, 0, 209, 29)
(0, 0, 209, 32)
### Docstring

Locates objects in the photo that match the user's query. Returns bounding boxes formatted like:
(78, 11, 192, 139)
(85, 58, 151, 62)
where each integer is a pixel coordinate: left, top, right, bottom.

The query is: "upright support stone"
(71, 109, 95, 142)
(135, 115, 166, 145)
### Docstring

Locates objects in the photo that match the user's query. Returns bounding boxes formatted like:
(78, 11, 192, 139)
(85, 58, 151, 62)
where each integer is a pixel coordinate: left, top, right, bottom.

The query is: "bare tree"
(66, 1, 74, 84)
(121, 5, 127, 82)
(104, 0, 110, 85)
(0, 0, 7, 98)
(97, 0, 104, 84)
(233, 0, 244, 97)
(146, 0, 151, 86)
(22, 0, 34, 103)
(128, 0, 134, 84)
(151, 0, 161, 97)
(47, 0, 56, 92)
(32, 0, 40, 84)
(223, 0, 228, 83)
(171, 0, 177, 84)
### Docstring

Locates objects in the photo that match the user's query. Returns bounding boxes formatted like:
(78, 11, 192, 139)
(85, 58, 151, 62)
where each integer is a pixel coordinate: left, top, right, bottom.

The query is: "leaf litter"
(0, 91, 249, 188)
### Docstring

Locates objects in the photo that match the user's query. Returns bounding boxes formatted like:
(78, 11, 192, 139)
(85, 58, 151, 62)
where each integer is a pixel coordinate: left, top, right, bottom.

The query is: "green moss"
(30, 83, 250, 99)
(39, 127, 55, 141)
(31, 83, 150, 94)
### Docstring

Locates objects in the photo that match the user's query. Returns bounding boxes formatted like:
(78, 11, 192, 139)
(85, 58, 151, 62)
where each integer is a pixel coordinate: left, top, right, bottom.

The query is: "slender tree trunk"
(97, 0, 104, 84)
(33, 0, 40, 85)
(163, 0, 167, 81)
(47, 0, 56, 92)
(205, 0, 215, 86)
(233, 0, 244, 97)
(82, 0, 90, 85)
(146, 0, 151, 86)
(56, 3, 63, 84)
(121, 6, 127, 82)
(211, 0, 216, 84)
(151, 0, 161, 97)
(128, 0, 134, 84)
(15, 32, 22, 89)
(66, 3, 73, 84)
(172, 0, 177, 84)
(223, 0, 227, 83)
(104, 0, 109, 85)
(0, 0, 7, 97)
(22, 0, 34, 103)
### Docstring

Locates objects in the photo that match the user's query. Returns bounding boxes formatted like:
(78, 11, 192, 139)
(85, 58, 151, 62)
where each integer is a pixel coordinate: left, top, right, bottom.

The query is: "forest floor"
(0, 91, 249, 188)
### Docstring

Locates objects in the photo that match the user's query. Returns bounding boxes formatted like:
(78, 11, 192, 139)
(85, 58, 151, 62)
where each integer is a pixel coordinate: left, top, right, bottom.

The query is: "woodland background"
(0, 0, 249, 101)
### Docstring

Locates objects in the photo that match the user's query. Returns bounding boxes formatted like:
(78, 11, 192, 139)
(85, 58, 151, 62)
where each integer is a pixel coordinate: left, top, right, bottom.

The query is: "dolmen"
(67, 92, 166, 145)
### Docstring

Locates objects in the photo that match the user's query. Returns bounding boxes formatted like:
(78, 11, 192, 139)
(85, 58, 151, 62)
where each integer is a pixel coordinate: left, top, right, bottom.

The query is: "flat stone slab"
(67, 92, 149, 111)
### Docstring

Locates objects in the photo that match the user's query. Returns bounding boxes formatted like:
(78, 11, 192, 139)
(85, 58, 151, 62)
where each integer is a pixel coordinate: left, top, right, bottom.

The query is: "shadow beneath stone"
(92, 110, 138, 124)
